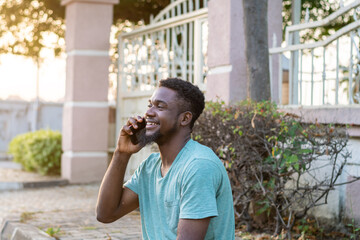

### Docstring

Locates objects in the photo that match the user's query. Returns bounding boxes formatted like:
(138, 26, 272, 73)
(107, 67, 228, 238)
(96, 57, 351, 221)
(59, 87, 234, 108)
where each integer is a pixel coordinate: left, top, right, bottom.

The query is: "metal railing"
(269, 0, 360, 106)
(117, 0, 208, 93)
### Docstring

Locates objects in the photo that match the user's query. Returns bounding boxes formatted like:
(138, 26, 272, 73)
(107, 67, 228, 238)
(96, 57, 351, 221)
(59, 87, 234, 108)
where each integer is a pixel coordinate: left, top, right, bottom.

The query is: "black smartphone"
(129, 118, 146, 145)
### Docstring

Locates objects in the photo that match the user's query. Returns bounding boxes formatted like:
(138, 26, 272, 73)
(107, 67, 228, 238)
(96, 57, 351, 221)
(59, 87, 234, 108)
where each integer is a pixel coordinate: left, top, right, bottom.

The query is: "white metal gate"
(115, 0, 209, 178)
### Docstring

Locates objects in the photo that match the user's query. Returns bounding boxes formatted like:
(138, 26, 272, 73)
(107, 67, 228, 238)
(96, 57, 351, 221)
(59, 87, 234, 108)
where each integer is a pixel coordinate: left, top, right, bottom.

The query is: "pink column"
(206, 0, 282, 103)
(61, 0, 118, 183)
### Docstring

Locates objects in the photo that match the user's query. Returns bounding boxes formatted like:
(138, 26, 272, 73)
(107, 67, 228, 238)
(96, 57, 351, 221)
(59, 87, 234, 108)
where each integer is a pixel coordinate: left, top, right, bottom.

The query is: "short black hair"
(159, 78, 205, 129)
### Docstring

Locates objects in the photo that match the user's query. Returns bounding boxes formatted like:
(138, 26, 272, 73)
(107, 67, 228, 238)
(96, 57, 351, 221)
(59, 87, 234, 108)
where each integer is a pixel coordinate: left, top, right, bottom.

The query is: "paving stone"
(0, 183, 142, 239)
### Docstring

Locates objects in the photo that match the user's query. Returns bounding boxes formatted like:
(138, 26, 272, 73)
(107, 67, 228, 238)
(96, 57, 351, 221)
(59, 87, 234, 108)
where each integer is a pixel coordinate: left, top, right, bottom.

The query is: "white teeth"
(147, 122, 158, 126)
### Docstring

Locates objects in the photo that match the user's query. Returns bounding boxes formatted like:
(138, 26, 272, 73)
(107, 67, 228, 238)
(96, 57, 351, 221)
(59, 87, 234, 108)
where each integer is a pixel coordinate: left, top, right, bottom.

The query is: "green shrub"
(8, 129, 62, 175)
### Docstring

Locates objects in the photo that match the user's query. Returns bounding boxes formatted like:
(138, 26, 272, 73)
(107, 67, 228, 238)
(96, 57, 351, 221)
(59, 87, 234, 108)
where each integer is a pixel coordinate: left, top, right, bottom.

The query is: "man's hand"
(96, 116, 145, 223)
(117, 116, 145, 155)
(177, 218, 211, 240)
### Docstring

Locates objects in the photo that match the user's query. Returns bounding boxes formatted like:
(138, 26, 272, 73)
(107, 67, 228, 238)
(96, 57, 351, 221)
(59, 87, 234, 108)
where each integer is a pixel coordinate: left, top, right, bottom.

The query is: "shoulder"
(183, 158, 224, 183)
(184, 140, 219, 162)
(183, 140, 224, 171)
(181, 141, 226, 184)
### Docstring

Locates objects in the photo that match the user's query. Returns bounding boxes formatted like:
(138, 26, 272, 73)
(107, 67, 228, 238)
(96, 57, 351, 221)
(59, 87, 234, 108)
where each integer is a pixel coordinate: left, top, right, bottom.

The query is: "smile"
(146, 122, 159, 126)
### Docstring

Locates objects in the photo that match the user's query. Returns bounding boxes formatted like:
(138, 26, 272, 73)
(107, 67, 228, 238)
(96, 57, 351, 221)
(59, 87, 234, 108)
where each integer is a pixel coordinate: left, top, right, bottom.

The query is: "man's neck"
(158, 133, 191, 170)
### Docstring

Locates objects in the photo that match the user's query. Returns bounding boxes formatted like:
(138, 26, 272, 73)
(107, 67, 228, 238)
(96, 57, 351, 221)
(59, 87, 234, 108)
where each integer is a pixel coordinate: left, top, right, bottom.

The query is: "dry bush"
(193, 100, 357, 239)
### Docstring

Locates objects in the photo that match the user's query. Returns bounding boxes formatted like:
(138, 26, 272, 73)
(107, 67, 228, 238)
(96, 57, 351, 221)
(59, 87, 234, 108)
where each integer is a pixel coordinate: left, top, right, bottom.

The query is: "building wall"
(0, 101, 116, 161)
(279, 106, 360, 222)
(0, 101, 62, 159)
(306, 138, 360, 222)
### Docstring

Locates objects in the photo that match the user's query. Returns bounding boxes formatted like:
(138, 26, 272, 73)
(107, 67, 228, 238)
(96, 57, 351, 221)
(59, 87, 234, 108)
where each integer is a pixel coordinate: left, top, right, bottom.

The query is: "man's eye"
(147, 104, 152, 108)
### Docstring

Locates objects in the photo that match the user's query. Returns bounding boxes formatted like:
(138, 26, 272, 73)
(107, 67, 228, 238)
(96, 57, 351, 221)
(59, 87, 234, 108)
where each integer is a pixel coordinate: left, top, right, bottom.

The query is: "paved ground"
(0, 183, 142, 239)
(0, 161, 142, 239)
(1, 183, 99, 217)
(0, 166, 62, 182)
(0, 161, 242, 239)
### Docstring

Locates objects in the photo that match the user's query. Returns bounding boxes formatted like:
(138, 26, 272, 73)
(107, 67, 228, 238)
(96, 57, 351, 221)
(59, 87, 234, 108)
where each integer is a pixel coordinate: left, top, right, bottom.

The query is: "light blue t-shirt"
(125, 139, 235, 239)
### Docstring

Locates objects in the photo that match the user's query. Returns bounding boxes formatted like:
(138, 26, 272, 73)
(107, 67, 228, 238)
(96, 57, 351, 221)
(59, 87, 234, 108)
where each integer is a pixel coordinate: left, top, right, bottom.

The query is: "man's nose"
(145, 106, 155, 117)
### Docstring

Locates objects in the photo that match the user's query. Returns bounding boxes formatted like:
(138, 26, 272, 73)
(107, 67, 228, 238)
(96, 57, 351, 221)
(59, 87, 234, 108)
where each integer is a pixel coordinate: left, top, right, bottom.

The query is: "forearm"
(96, 150, 131, 222)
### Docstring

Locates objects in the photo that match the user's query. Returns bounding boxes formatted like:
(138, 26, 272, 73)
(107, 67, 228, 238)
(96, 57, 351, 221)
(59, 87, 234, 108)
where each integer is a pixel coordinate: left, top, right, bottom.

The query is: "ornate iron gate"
(115, 0, 209, 178)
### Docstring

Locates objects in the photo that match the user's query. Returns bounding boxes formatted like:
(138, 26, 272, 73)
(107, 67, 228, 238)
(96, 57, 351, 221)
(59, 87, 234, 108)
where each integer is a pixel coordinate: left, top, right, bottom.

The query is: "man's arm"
(96, 151, 139, 223)
(96, 116, 144, 223)
(177, 218, 211, 240)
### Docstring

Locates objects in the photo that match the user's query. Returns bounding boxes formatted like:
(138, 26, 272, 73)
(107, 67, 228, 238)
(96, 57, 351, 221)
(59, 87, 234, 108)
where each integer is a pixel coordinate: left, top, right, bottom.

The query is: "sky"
(0, 53, 66, 102)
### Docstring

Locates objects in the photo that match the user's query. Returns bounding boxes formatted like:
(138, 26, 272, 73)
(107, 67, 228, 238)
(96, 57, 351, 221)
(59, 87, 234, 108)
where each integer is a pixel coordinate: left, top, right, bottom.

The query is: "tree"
(42, 0, 170, 24)
(113, 0, 169, 24)
(0, 0, 65, 59)
(242, 0, 271, 101)
(0, 0, 169, 59)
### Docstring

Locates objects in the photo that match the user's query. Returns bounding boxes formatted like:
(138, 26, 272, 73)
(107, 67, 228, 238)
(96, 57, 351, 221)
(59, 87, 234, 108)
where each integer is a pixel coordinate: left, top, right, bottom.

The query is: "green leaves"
(0, 0, 170, 59)
(45, 227, 61, 238)
(282, 0, 348, 42)
(256, 201, 271, 216)
(0, 0, 65, 59)
(8, 129, 62, 175)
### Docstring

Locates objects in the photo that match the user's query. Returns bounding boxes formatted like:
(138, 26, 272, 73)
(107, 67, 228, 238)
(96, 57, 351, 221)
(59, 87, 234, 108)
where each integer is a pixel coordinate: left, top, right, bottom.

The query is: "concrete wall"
(0, 101, 116, 161)
(279, 106, 360, 223)
(306, 138, 360, 223)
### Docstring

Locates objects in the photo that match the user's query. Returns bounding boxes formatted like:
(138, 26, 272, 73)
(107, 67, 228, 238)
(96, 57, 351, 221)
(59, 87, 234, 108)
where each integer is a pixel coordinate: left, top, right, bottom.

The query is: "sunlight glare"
(31, 0, 39, 8)
(0, 54, 65, 102)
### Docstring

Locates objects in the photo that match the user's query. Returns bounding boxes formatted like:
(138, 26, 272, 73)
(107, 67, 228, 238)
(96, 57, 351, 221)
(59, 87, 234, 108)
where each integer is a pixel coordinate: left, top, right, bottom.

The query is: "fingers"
(123, 116, 144, 135)
(130, 116, 144, 128)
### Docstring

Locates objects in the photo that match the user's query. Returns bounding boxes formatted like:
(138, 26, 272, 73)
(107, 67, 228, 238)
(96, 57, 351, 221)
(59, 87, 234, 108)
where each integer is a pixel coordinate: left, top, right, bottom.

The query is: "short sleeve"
(124, 159, 145, 195)
(179, 159, 222, 219)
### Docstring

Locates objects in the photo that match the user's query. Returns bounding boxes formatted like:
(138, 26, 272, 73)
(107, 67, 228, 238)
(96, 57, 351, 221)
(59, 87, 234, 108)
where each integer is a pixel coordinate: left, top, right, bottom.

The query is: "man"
(96, 78, 235, 239)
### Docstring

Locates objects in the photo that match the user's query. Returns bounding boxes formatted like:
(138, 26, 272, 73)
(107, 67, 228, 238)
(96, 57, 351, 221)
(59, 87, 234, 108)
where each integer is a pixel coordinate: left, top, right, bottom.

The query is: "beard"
(138, 121, 178, 146)
(138, 128, 162, 146)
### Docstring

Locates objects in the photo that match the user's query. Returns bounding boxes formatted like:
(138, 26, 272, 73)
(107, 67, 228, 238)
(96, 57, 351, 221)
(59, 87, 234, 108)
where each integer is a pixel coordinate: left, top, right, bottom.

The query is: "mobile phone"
(129, 118, 146, 145)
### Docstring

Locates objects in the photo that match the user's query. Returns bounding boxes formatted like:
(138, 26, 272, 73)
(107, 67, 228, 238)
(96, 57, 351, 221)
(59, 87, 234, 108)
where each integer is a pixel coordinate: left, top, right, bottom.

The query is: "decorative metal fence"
(117, 0, 208, 94)
(269, 0, 360, 106)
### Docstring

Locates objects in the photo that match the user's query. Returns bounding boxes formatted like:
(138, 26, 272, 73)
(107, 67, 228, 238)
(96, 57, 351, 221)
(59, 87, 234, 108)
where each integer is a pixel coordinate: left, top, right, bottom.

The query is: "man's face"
(139, 87, 183, 145)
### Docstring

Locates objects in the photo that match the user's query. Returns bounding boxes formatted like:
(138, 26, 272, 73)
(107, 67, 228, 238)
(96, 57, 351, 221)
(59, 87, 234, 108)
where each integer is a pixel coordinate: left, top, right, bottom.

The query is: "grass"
(82, 226, 97, 230)
(20, 211, 38, 223)
(44, 227, 61, 239)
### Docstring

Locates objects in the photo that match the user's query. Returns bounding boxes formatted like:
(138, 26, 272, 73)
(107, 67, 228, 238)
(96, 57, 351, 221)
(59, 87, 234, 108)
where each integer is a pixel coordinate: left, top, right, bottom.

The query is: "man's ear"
(179, 111, 193, 127)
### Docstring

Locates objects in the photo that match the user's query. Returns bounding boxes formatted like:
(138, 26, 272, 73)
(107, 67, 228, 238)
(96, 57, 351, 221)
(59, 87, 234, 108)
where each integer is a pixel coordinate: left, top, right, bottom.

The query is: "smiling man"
(96, 78, 235, 240)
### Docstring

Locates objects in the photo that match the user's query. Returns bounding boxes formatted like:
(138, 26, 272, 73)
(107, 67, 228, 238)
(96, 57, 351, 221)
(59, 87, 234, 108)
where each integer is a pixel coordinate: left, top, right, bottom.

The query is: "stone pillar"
(206, 0, 282, 103)
(61, 0, 118, 183)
